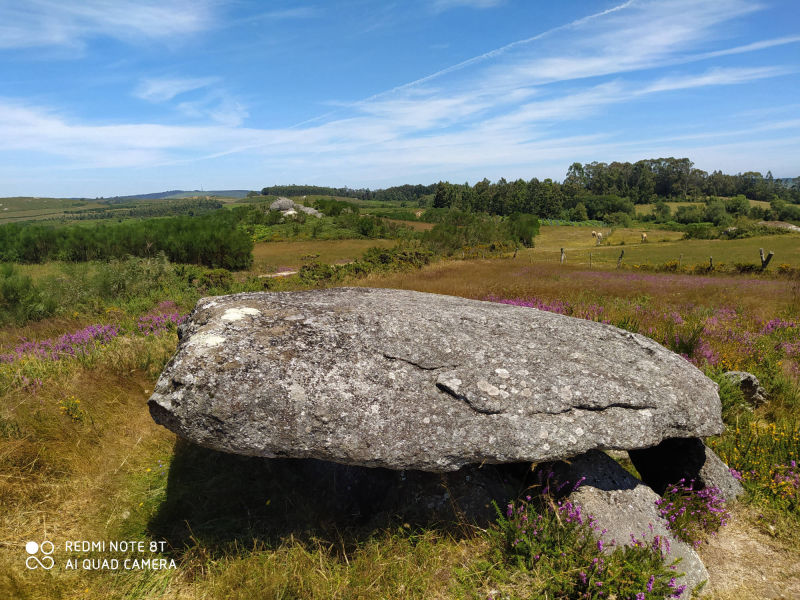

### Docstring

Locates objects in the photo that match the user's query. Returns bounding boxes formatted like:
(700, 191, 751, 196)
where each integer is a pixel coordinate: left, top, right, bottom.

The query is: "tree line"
(259, 184, 436, 204)
(65, 198, 224, 220)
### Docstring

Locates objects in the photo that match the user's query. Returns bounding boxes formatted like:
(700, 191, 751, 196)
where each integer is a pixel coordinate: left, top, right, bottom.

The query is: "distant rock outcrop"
(148, 288, 724, 471)
(722, 370, 767, 408)
(269, 197, 322, 218)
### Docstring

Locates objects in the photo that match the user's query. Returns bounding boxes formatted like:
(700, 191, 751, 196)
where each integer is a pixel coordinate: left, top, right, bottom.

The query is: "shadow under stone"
(148, 440, 533, 556)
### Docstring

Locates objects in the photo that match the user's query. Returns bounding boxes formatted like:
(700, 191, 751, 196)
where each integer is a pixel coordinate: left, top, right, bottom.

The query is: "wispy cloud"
(1, 0, 798, 192)
(236, 7, 320, 22)
(430, 0, 504, 12)
(0, 1, 215, 49)
(177, 93, 249, 127)
(639, 66, 796, 94)
(135, 77, 219, 102)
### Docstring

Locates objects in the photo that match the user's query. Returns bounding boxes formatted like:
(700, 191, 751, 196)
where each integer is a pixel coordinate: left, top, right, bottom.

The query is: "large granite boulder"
(148, 288, 723, 471)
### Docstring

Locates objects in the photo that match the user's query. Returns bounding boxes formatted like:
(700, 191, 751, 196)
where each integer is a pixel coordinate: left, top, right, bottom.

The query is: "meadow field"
(530, 225, 800, 268)
(1, 226, 799, 599)
(0, 197, 107, 224)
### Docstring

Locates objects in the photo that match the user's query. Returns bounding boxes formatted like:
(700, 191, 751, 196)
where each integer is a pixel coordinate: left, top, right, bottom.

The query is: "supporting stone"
(546, 450, 708, 594)
(628, 438, 743, 502)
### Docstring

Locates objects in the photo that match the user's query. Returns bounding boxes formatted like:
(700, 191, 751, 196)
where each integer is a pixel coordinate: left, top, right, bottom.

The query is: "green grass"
(251, 239, 397, 273)
(527, 225, 800, 269)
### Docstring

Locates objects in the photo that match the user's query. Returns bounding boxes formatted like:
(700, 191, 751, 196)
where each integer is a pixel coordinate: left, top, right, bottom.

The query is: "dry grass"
(699, 505, 800, 599)
(355, 257, 796, 320)
(382, 219, 434, 231)
(0, 334, 177, 599)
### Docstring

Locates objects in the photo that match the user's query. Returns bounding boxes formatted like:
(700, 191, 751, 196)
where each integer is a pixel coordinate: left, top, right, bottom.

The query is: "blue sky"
(0, 0, 798, 197)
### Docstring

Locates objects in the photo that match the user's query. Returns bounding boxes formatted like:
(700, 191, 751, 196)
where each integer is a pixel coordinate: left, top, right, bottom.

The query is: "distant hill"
(103, 190, 253, 203)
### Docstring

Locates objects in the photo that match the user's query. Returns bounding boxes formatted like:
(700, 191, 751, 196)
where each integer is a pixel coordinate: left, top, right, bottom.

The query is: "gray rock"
(722, 370, 767, 407)
(629, 438, 744, 502)
(148, 288, 723, 471)
(547, 451, 708, 594)
(268, 197, 322, 218)
(296, 204, 323, 218)
(269, 197, 295, 211)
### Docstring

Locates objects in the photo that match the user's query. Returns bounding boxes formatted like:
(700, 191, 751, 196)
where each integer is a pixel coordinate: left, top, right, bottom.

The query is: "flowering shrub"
(485, 294, 799, 376)
(137, 301, 186, 335)
(0, 302, 187, 366)
(710, 418, 800, 512)
(59, 395, 85, 423)
(492, 480, 684, 599)
(655, 480, 730, 547)
(0, 324, 119, 364)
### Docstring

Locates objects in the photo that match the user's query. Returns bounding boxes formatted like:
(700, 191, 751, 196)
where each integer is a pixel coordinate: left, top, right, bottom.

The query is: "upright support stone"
(628, 437, 743, 502)
(560, 247, 565, 264)
(616, 249, 624, 268)
(709, 256, 713, 270)
(546, 451, 709, 594)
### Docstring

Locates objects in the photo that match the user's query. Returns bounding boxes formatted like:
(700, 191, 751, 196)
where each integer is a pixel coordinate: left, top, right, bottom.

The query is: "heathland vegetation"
(2, 156, 799, 598)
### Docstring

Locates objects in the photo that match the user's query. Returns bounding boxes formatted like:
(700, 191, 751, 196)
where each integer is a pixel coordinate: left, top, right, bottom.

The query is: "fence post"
(616, 249, 624, 269)
(709, 256, 713, 270)
(759, 248, 774, 270)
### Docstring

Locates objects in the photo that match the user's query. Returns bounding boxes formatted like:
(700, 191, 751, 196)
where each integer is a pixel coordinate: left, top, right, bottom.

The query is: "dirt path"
(699, 507, 800, 599)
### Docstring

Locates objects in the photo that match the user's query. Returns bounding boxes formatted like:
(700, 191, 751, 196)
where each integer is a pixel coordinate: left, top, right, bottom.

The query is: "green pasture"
(0, 197, 106, 224)
(528, 225, 800, 268)
(251, 239, 397, 273)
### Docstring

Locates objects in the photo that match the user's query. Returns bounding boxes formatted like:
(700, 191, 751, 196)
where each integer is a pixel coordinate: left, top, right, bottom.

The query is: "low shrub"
(655, 480, 730, 547)
(489, 485, 686, 598)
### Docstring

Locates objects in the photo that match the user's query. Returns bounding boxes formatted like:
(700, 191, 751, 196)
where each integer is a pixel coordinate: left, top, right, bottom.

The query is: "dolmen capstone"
(148, 287, 743, 593)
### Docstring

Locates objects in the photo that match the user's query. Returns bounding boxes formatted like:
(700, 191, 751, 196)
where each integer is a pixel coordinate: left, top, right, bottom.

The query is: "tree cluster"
(0, 212, 253, 270)
(564, 158, 799, 202)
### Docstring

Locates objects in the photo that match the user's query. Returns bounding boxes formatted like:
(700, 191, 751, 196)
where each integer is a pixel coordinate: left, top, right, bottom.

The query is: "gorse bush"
(0, 263, 58, 323)
(421, 210, 539, 256)
(710, 416, 800, 513)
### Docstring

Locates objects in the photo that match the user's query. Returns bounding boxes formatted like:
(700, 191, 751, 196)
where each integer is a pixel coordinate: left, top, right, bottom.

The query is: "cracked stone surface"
(148, 288, 723, 471)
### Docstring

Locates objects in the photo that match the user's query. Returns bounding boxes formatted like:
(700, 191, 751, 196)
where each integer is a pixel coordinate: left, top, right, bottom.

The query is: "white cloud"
(135, 77, 220, 102)
(0, 1, 215, 49)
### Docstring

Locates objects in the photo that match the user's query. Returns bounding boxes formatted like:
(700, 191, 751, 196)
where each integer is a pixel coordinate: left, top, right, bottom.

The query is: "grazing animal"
(641, 233, 648, 243)
(595, 232, 603, 245)
(591, 230, 597, 238)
